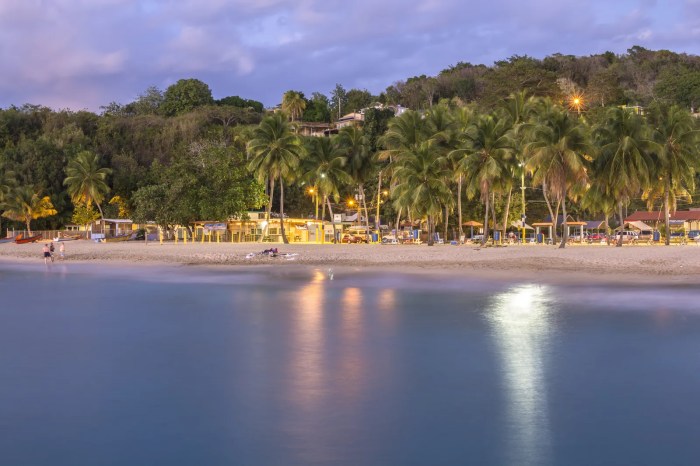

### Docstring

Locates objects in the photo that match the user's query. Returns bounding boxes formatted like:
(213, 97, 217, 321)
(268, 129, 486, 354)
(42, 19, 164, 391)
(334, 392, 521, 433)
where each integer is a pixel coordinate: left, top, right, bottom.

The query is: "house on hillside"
(296, 121, 334, 137)
(336, 104, 409, 130)
(336, 112, 364, 129)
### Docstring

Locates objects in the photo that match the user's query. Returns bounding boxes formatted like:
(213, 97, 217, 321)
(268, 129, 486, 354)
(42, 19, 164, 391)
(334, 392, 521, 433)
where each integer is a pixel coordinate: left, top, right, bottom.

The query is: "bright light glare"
(488, 284, 555, 465)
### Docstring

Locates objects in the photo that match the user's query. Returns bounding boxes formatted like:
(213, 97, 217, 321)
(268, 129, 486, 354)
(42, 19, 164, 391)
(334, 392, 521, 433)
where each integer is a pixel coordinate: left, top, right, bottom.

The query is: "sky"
(0, 0, 699, 112)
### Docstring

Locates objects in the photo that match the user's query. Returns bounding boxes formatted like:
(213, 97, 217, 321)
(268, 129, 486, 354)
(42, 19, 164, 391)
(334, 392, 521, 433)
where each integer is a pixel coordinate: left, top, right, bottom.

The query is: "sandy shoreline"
(1, 240, 699, 285)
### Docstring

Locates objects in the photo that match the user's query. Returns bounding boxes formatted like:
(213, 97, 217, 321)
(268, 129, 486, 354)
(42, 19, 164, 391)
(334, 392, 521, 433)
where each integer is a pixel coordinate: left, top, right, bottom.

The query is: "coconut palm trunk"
(490, 192, 497, 243)
(262, 177, 275, 242)
(444, 206, 449, 242)
(482, 189, 490, 246)
(501, 187, 512, 244)
(542, 181, 557, 242)
(326, 197, 337, 243)
(279, 178, 289, 244)
(664, 179, 671, 246)
(428, 214, 435, 246)
(617, 202, 624, 247)
(559, 194, 568, 249)
(457, 175, 463, 239)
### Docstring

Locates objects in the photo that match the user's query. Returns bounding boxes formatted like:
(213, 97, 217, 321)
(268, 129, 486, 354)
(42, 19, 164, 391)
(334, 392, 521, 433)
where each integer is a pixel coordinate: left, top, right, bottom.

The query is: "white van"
(615, 231, 639, 243)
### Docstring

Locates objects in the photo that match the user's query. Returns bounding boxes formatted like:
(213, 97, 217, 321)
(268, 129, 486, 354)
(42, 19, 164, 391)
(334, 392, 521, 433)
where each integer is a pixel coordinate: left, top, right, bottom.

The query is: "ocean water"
(1, 263, 699, 466)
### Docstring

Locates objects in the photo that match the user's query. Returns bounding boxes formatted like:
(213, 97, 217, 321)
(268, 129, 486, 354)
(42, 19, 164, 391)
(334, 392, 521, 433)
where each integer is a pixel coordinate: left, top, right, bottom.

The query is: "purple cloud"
(0, 0, 698, 111)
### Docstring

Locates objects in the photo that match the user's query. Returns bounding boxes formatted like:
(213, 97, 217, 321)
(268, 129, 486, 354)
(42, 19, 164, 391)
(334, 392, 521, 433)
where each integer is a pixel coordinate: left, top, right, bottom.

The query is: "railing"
(8, 230, 88, 240)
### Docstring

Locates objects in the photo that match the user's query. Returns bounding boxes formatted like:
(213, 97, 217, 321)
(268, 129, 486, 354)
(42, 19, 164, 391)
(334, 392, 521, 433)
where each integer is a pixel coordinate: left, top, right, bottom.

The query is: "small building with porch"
(625, 210, 700, 233)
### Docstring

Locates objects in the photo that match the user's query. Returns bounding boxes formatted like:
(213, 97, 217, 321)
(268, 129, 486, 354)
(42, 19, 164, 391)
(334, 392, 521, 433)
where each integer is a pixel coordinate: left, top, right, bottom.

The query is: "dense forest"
(2, 46, 700, 246)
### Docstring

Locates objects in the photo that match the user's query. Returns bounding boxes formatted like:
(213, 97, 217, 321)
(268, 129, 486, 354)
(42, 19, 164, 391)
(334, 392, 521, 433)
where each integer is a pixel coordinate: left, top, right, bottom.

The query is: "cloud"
(0, 0, 698, 111)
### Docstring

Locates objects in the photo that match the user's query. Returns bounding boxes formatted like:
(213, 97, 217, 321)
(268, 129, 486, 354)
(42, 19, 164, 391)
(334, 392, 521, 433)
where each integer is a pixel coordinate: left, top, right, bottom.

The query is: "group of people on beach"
(42, 242, 65, 264)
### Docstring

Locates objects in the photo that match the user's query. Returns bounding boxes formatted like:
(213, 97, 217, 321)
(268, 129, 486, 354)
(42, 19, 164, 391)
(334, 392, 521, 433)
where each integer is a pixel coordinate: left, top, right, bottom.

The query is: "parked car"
(614, 231, 639, 243)
(588, 232, 607, 242)
(637, 229, 654, 241)
(687, 230, 700, 240)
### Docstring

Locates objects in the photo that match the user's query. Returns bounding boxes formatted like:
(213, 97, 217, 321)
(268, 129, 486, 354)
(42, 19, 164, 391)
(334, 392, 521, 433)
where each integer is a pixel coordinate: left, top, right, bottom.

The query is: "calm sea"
(1, 262, 699, 466)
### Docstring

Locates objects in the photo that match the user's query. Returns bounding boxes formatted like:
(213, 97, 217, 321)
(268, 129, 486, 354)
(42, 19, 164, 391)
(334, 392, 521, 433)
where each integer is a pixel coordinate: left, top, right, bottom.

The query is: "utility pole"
(520, 163, 526, 244)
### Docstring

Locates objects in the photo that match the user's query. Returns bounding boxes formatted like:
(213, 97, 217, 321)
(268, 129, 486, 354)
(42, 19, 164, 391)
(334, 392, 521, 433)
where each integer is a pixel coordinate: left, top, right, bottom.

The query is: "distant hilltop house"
(619, 105, 645, 115)
(335, 103, 408, 130)
(268, 102, 409, 135)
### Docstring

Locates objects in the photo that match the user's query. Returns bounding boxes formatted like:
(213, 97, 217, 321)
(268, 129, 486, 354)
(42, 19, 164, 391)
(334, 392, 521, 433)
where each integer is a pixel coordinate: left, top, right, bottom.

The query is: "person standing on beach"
(49, 242, 55, 262)
(59, 242, 65, 260)
(42, 244, 51, 265)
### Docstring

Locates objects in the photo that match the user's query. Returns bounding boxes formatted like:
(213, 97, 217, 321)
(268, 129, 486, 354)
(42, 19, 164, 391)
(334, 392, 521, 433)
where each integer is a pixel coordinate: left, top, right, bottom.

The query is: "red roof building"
(625, 210, 700, 230)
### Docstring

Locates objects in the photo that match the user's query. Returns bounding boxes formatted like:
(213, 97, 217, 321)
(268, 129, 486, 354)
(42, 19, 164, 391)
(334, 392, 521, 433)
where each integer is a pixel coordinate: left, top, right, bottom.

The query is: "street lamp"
(569, 94, 584, 115)
(519, 162, 526, 244)
(308, 187, 318, 220)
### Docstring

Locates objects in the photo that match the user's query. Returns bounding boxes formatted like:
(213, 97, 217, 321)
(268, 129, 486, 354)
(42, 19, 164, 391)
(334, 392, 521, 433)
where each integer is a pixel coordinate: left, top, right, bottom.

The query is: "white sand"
(1, 240, 699, 285)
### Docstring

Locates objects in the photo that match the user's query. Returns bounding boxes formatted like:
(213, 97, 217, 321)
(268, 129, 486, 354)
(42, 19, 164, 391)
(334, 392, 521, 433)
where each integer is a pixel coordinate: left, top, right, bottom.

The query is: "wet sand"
(2, 239, 699, 286)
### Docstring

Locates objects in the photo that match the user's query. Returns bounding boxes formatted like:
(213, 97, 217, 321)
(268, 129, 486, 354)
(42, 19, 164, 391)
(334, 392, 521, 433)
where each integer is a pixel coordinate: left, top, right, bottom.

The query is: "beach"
(1, 240, 699, 285)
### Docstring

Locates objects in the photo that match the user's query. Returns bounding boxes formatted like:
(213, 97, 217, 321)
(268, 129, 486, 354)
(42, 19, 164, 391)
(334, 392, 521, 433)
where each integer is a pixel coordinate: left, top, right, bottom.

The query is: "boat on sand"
(15, 234, 42, 244)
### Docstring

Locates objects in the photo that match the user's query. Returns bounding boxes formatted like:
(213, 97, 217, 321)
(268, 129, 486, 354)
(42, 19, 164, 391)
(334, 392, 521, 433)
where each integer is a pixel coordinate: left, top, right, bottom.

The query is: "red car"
(587, 233, 607, 242)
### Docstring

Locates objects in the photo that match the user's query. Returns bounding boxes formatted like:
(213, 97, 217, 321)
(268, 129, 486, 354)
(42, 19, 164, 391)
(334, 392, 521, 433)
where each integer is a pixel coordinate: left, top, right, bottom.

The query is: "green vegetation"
(1, 46, 700, 246)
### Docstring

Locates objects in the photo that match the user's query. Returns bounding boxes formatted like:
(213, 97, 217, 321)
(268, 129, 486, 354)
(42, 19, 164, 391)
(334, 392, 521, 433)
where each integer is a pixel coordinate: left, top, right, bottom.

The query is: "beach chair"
(433, 233, 444, 244)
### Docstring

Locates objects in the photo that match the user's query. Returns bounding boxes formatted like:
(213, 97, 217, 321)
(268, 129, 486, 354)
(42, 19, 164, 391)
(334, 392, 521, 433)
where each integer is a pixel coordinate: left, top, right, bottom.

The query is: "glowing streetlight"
(307, 187, 318, 220)
(569, 94, 584, 115)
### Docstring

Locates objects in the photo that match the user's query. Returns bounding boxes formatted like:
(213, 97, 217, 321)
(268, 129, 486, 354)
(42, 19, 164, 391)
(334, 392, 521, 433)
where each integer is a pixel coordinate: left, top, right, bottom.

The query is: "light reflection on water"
(2, 263, 700, 466)
(487, 284, 555, 466)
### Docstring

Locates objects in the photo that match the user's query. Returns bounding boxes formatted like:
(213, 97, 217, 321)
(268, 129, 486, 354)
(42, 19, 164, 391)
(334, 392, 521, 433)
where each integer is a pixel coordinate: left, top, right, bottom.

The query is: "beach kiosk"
(565, 221, 588, 243)
(462, 220, 483, 242)
(532, 222, 553, 244)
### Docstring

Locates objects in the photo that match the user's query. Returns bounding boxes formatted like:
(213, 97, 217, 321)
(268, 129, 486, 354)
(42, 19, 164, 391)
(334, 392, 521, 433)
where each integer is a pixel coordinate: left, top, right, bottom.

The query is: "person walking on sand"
(42, 244, 51, 265)
(59, 242, 65, 260)
(49, 242, 55, 262)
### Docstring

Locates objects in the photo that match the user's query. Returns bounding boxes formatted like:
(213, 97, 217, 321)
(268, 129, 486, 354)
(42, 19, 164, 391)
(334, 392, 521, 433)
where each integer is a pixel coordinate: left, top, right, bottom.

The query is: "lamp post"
(308, 187, 318, 220)
(569, 95, 584, 116)
(520, 162, 526, 244)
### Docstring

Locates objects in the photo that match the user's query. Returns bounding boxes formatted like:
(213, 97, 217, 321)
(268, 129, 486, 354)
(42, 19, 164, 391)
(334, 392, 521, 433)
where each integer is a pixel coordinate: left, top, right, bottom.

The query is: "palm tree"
(379, 110, 429, 231)
(501, 92, 538, 243)
(451, 113, 515, 246)
(2, 185, 57, 234)
(338, 126, 374, 239)
(424, 104, 457, 239)
(281, 91, 306, 122)
(525, 106, 591, 248)
(0, 167, 17, 237)
(63, 151, 112, 225)
(449, 106, 477, 239)
(392, 142, 453, 246)
(247, 112, 303, 244)
(593, 107, 654, 246)
(647, 105, 700, 245)
(301, 136, 352, 241)
(380, 110, 427, 157)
